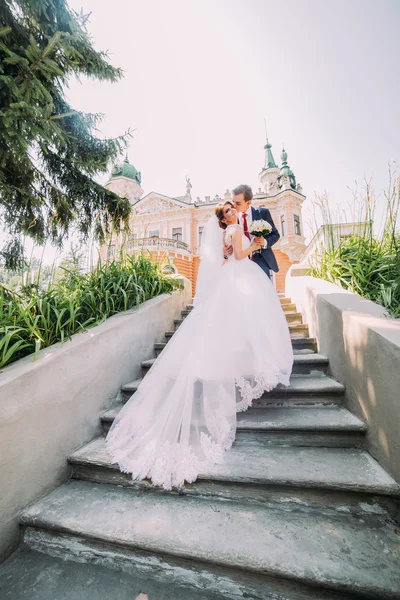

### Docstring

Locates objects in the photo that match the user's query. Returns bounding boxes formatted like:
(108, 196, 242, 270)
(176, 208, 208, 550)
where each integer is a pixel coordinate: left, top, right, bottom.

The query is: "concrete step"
(257, 375, 345, 405)
(70, 437, 400, 516)
(247, 322, 311, 338)
(165, 328, 315, 347)
(158, 336, 318, 354)
(154, 341, 168, 355)
(155, 341, 316, 356)
(283, 311, 303, 324)
(0, 546, 221, 600)
(180, 308, 302, 322)
(20, 481, 400, 599)
(121, 374, 345, 405)
(288, 323, 309, 338)
(101, 405, 365, 447)
(174, 317, 307, 332)
(282, 302, 297, 312)
(142, 353, 329, 376)
(290, 353, 328, 373)
(186, 303, 297, 315)
(291, 337, 317, 351)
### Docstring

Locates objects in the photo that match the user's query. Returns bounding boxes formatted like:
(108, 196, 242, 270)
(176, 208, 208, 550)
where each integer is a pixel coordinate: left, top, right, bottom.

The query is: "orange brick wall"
(274, 249, 297, 294)
(192, 256, 200, 296)
(126, 247, 294, 298)
(173, 251, 294, 297)
(148, 250, 169, 266)
(174, 256, 193, 281)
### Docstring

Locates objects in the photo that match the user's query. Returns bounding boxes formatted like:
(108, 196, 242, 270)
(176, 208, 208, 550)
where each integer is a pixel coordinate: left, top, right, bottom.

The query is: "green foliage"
(310, 172, 400, 317)
(0, 0, 132, 269)
(310, 234, 400, 316)
(52, 241, 86, 284)
(0, 255, 176, 368)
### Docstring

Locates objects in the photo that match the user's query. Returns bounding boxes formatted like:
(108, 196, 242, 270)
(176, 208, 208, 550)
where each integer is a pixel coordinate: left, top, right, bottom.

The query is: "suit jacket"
(250, 206, 280, 274)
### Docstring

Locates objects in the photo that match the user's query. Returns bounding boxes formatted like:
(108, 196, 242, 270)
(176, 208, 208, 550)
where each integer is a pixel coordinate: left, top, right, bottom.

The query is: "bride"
(106, 201, 293, 490)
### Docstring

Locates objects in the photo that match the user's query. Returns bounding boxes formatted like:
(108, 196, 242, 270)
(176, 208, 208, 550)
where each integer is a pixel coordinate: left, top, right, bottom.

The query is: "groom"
(227, 184, 280, 279)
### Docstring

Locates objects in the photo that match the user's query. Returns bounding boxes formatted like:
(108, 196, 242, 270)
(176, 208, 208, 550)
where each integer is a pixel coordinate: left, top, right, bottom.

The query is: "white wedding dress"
(106, 221, 293, 490)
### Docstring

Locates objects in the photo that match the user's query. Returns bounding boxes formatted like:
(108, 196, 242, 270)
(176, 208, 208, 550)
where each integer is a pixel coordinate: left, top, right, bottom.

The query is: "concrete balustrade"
(0, 277, 191, 560)
(286, 265, 400, 483)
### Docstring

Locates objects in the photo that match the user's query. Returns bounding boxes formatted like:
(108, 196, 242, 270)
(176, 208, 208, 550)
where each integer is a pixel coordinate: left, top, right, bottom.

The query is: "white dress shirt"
(239, 206, 268, 249)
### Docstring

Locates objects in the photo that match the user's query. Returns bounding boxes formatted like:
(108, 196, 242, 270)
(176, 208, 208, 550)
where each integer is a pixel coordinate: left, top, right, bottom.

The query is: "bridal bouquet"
(249, 219, 272, 238)
(248, 219, 272, 254)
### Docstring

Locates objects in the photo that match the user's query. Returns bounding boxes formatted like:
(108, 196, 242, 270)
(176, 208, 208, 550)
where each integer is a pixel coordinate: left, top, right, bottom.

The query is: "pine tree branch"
(19, 110, 77, 122)
(25, 154, 68, 214)
(95, 127, 135, 144)
(0, 0, 131, 267)
(14, 32, 61, 84)
(0, 27, 12, 38)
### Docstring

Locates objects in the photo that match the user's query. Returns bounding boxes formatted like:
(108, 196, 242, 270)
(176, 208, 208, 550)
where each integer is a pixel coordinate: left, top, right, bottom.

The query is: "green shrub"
(0, 255, 176, 368)
(310, 172, 400, 317)
(310, 234, 400, 316)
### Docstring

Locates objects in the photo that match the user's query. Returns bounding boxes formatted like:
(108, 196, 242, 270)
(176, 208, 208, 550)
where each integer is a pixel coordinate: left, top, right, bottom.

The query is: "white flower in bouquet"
(248, 219, 272, 238)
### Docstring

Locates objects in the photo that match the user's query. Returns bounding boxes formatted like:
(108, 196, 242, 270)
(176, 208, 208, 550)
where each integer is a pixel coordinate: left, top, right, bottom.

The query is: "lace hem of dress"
(105, 371, 290, 491)
(235, 370, 291, 413)
(105, 417, 235, 492)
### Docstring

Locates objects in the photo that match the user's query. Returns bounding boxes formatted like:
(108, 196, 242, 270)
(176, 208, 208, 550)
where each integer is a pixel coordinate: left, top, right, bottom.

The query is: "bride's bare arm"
(232, 227, 260, 260)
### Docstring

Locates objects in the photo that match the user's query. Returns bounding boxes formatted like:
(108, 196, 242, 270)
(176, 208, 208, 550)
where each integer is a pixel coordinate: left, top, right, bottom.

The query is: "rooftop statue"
(185, 175, 192, 196)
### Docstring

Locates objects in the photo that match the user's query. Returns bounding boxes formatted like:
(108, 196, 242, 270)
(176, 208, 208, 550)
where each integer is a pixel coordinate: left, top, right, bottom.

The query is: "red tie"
(242, 213, 251, 241)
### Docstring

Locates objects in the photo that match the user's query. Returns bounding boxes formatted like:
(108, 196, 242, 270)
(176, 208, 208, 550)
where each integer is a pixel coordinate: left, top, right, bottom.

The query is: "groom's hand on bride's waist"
(224, 244, 233, 258)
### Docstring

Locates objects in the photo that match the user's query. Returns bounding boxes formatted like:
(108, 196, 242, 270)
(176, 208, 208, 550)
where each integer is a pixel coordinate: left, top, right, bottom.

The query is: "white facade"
(101, 143, 307, 292)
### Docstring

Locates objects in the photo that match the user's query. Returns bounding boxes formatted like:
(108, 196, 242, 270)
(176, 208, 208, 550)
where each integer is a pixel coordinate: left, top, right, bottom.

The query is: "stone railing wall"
(286, 266, 400, 483)
(0, 278, 191, 561)
(126, 237, 190, 254)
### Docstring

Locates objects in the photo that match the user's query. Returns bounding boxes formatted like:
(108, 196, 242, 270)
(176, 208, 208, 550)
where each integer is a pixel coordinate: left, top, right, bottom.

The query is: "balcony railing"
(125, 237, 190, 254)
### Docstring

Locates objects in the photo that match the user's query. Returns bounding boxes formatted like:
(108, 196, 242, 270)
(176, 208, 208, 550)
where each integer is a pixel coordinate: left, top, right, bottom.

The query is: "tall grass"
(0, 254, 176, 369)
(310, 169, 400, 317)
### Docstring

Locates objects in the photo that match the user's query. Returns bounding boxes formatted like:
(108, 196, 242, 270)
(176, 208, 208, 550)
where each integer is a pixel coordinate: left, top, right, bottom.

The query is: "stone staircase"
(2, 296, 400, 600)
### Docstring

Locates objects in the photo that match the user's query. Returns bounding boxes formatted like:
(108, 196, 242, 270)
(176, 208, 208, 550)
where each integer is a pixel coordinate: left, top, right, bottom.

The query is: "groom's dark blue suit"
(249, 206, 280, 278)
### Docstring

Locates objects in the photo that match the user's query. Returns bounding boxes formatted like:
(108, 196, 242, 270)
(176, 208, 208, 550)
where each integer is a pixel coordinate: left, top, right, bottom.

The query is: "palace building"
(100, 140, 307, 294)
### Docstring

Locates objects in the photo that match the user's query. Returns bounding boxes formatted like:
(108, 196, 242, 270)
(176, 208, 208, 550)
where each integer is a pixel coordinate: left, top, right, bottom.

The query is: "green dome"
(111, 155, 141, 185)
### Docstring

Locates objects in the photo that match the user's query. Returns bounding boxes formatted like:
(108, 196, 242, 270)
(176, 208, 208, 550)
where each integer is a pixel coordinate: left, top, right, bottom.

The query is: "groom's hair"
(232, 184, 253, 202)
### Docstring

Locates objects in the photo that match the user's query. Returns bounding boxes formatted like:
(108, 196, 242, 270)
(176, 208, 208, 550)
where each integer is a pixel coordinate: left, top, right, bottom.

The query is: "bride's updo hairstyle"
(215, 201, 234, 230)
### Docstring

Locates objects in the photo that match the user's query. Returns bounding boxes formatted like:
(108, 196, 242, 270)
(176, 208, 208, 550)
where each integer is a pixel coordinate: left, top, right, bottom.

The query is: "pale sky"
(3, 0, 400, 263)
(67, 0, 400, 232)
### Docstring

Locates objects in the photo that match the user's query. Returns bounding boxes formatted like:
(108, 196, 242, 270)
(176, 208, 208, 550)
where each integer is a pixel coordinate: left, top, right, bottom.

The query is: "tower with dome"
(100, 142, 306, 293)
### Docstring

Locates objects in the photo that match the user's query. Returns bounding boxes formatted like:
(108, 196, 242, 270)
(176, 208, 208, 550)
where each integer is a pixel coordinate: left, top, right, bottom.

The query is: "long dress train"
(106, 224, 293, 490)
